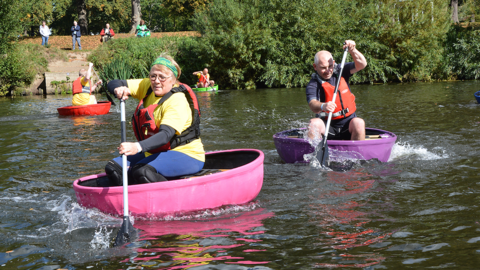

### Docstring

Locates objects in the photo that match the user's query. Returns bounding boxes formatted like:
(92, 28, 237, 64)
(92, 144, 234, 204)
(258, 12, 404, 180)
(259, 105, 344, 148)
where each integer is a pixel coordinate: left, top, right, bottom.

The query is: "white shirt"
(40, 25, 51, 37)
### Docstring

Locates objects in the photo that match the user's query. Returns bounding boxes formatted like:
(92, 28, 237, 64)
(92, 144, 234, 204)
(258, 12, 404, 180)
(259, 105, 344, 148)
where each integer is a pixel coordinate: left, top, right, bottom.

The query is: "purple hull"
(73, 149, 264, 218)
(273, 128, 396, 163)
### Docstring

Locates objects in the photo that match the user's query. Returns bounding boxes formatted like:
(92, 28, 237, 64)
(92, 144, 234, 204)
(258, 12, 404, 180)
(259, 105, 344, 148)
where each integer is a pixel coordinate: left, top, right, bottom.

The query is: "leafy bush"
(88, 0, 476, 90)
(443, 24, 480, 80)
(0, 43, 67, 96)
(192, 0, 451, 88)
(88, 36, 203, 86)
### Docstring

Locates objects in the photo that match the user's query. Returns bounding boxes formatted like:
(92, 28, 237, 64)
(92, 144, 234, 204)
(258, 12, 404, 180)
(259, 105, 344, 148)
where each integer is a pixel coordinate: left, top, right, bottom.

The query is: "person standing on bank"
(306, 40, 367, 141)
(104, 54, 205, 186)
(71, 21, 81, 50)
(39, 21, 51, 46)
(100, 23, 115, 43)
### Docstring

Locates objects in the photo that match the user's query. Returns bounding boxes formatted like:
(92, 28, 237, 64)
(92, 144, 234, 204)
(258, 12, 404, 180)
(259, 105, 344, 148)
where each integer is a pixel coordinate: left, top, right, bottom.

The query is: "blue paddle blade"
(315, 139, 329, 167)
(114, 216, 137, 247)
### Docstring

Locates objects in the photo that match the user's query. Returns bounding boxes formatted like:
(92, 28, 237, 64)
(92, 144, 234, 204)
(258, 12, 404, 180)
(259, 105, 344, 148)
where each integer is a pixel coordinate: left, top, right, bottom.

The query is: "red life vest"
(198, 74, 207, 84)
(72, 77, 91, 95)
(131, 83, 201, 154)
(322, 77, 356, 120)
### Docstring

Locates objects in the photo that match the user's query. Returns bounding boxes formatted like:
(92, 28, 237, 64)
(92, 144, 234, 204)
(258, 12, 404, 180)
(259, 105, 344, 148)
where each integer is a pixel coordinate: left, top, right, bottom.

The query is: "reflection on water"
(308, 170, 392, 268)
(131, 208, 274, 269)
(1, 81, 480, 268)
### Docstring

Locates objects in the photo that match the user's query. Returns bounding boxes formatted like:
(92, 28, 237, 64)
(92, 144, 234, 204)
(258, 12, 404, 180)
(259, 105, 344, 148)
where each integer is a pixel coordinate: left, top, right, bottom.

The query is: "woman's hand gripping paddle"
(114, 97, 137, 247)
(315, 46, 349, 167)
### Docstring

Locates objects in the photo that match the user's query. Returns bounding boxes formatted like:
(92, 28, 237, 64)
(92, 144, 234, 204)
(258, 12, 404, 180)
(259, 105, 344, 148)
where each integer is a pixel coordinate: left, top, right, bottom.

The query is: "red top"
(100, 28, 115, 41)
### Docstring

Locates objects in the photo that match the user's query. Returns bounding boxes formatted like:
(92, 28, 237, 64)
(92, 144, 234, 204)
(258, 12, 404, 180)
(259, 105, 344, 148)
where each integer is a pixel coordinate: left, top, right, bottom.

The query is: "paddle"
(92, 67, 116, 106)
(113, 97, 136, 247)
(315, 45, 349, 167)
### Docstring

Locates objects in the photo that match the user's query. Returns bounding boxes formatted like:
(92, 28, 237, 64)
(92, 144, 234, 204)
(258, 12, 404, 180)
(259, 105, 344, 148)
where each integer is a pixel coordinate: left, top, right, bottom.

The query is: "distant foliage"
(0, 0, 22, 54)
(88, 36, 203, 85)
(443, 25, 480, 80)
(193, 0, 451, 88)
(0, 43, 65, 96)
(85, 0, 478, 90)
(193, 0, 275, 89)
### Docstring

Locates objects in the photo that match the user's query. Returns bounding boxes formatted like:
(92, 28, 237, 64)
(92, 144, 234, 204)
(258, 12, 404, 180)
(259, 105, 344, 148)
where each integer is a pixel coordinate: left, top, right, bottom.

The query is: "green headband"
(151, 57, 178, 78)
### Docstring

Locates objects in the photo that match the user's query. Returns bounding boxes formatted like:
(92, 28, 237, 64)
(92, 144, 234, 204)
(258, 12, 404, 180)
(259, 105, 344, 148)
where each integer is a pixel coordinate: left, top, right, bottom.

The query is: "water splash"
(303, 129, 359, 171)
(138, 201, 261, 221)
(48, 195, 123, 233)
(389, 142, 449, 161)
(90, 226, 114, 250)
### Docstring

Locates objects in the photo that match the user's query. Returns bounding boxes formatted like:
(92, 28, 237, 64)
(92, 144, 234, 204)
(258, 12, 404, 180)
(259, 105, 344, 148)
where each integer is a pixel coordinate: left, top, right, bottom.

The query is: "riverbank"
(4, 32, 199, 96)
(16, 32, 199, 51)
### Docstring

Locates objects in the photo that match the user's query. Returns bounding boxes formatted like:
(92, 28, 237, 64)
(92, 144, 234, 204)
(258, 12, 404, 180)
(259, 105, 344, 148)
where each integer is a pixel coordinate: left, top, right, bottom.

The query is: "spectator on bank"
(100, 23, 115, 43)
(135, 20, 151, 37)
(39, 21, 51, 46)
(71, 21, 81, 50)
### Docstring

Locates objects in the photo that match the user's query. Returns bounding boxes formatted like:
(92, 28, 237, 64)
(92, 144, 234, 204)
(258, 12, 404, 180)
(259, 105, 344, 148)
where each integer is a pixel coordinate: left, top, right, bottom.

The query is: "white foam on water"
(0, 194, 40, 203)
(141, 201, 261, 221)
(90, 226, 114, 250)
(47, 195, 123, 233)
(389, 142, 449, 161)
(304, 132, 360, 170)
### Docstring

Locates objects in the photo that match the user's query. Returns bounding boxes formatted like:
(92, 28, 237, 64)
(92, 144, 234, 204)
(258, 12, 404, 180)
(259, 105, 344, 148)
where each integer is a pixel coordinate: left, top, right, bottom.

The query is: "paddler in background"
(193, 68, 215, 88)
(306, 40, 367, 141)
(105, 54, 205, 186)
(72, 63, 102, 106)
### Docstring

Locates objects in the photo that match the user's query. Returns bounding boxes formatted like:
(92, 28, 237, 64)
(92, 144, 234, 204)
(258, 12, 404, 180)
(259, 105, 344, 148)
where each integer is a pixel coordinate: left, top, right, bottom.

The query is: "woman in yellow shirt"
(105, 55, 205, 185)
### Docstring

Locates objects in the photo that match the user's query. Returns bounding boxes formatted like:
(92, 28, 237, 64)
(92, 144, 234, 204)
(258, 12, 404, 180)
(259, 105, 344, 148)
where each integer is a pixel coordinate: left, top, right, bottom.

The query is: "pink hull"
(73, 149, 264, 218)
(57, 101, 111, 116)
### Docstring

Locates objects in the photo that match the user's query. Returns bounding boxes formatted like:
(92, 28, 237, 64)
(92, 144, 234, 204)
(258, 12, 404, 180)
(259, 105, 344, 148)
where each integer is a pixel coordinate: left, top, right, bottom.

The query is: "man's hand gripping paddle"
(315, 45, 349, 167)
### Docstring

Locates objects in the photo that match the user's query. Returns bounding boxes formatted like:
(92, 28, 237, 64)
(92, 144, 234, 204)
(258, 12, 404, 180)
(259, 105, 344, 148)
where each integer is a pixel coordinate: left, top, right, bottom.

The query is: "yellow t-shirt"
(127, 78, 205, 162)
(72, 77, 93, 106)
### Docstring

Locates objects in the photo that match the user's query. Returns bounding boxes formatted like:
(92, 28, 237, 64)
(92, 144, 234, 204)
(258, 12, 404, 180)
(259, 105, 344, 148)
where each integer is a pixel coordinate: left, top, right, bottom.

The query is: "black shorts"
(323, 116, 354, 140)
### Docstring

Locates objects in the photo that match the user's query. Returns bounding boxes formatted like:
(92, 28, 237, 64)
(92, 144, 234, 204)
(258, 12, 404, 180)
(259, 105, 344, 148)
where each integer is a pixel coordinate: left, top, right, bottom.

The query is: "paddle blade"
(315, 139, 329, 167)
(105, 91, 116, 106)
(114, 216, 137, 247)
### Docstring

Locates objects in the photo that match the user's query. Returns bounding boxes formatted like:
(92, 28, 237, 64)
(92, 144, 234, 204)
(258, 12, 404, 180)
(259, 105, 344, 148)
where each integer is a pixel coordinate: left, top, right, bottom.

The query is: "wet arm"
(107, 80, 128, 95)
(138, 125, 176, 153)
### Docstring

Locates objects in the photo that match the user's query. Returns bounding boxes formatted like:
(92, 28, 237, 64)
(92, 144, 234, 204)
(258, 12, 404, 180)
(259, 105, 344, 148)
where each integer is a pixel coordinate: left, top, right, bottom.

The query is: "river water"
(0, 81, 479, 269)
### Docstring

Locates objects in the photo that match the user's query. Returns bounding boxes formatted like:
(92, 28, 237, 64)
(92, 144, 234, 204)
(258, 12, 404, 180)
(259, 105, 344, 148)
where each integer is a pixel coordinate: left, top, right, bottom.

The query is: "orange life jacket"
(322, 77, 356, 120)
(72, 77, 91, 95)
(131, 83, 201, 154)
(198, 74, 207, 84)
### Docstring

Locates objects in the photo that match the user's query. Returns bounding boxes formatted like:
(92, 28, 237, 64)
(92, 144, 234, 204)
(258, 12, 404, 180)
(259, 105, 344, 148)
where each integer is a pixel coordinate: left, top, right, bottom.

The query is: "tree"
(77, 0, 88, 34)
(164, 0, 209, 30)
(192, 0, 451, 89)
(17, 0, 57, 36)
(86, 0, 131, 34)
(0, 0, 22, 53)
(451, 0, 459, 23)
(130, 0, 141, 34)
